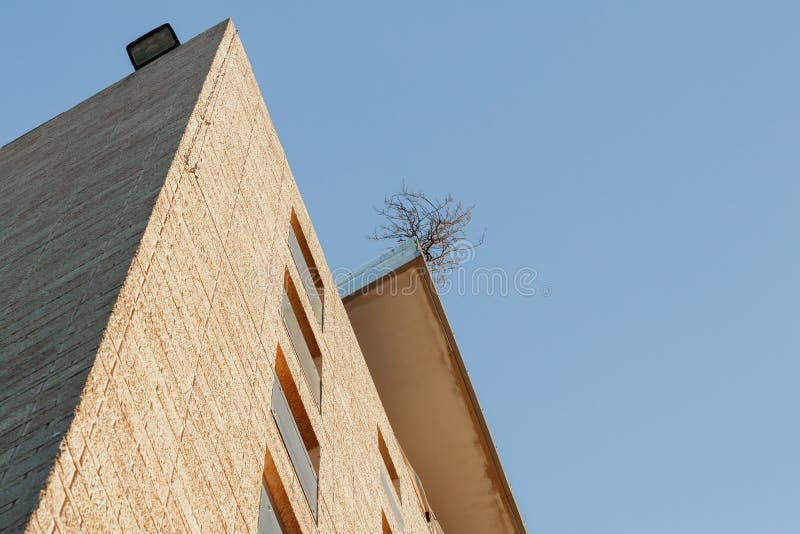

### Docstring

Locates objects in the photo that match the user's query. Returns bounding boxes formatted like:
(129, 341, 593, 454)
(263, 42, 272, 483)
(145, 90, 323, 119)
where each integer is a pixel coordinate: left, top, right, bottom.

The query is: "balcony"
(281, 290, 322, 408)
(271, 377, 318, 521)
(288, 225, 324, 327)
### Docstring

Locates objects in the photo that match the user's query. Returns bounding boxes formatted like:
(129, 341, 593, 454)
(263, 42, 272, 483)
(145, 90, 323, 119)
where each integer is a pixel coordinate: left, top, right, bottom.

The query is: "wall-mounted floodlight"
(126, 24, 180, 70)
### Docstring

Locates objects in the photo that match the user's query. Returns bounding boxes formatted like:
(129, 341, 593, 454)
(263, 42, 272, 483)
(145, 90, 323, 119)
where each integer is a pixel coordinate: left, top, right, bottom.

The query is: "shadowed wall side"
(0, 21, 229, 532)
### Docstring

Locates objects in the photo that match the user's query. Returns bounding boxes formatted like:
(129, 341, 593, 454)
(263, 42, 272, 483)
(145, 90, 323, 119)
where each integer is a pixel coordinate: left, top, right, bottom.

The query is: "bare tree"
(369, 185, 484, 281)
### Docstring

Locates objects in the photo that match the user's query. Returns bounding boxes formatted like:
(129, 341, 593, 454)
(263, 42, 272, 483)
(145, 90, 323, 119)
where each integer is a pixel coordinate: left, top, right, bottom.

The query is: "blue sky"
(3, 1, 800, 532)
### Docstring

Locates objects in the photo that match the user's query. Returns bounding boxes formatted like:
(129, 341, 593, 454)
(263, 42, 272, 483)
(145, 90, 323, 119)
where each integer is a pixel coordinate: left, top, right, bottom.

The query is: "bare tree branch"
(369, 185, 485, 282)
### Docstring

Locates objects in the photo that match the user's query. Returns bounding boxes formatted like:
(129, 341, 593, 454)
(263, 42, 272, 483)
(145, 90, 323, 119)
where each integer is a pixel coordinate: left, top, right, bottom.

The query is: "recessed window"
(381, 510, 393, 534)
(261, 441, 302, 534)
(287, 211, 324, 328)
(378, 427, 404, 532)
(282, 272, 323, 409)
(271, 372, 319, 522)
(275, 345, 320, 474)
(257, 482, 286, 534)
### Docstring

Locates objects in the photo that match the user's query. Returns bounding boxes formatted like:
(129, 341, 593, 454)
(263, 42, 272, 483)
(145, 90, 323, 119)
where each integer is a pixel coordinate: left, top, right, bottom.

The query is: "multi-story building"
(0, 20, 525, 533)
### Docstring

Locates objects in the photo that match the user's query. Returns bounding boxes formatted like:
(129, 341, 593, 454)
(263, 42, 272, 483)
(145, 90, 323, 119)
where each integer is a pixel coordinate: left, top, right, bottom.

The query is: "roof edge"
(1, 18, 233, 153)
(341, 243, 527, 532)
(337, 239, 423, 298)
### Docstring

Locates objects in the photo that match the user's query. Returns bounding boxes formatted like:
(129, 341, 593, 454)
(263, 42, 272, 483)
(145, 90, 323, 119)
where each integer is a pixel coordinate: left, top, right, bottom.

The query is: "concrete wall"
(2, 19, 433, 533)
(344, 262, 525, 533)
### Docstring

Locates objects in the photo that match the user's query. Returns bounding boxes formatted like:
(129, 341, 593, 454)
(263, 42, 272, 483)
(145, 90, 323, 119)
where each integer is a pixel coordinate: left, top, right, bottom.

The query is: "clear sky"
(3, 1, 799, 532)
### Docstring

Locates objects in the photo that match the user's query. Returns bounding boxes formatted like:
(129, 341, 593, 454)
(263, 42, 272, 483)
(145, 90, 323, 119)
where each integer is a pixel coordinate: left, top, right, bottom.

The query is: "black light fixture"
(126, 23, 180, 70)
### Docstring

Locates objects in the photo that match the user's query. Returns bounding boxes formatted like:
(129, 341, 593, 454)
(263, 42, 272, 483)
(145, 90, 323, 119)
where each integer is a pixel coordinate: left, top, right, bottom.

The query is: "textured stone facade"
(2, 20, 434, 533)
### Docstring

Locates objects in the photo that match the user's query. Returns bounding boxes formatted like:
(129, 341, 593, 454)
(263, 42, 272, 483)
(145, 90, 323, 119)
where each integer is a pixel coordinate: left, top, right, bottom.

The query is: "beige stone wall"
(21, 20, 432, 533)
